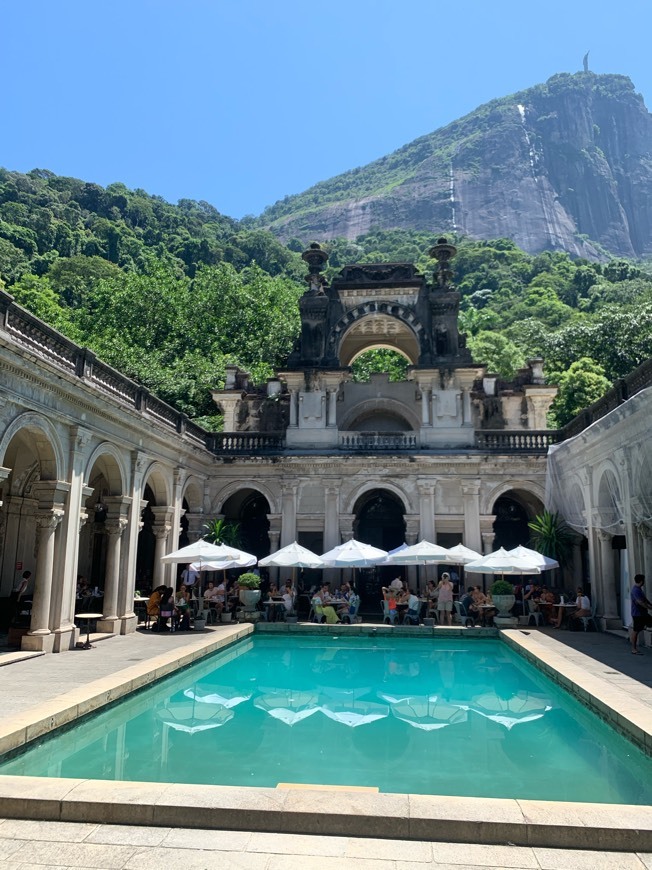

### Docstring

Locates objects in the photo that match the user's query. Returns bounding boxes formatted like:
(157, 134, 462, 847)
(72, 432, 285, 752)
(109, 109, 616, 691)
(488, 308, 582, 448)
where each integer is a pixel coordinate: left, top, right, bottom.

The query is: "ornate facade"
(0, 239, 576, 652)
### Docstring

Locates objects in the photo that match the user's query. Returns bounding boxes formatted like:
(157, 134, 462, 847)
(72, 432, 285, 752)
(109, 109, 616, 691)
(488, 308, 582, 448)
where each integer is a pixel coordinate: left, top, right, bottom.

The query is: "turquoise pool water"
(1, 635, 651, 803)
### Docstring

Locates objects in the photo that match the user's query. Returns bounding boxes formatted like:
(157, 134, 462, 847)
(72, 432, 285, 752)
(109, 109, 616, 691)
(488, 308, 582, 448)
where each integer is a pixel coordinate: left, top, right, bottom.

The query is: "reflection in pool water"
(1, 635, 651, 804)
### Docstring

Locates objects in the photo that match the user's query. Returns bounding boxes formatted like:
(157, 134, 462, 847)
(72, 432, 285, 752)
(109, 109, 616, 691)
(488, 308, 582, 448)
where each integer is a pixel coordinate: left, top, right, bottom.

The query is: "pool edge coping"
(0, 624, 651, 850)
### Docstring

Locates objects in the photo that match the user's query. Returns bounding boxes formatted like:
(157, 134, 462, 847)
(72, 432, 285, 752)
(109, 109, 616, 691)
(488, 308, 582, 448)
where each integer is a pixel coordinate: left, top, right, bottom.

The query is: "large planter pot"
(491, 594, 517, 627)
(239, 588, 261, 611)
(492, 594, 515, 618)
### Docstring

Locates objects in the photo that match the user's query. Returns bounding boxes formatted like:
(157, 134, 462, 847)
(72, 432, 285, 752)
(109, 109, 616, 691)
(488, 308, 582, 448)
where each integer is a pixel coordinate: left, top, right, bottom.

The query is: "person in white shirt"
(552, 587, 590, 628)
(181, 565, 199, 596)
(403, 590, 420, 625)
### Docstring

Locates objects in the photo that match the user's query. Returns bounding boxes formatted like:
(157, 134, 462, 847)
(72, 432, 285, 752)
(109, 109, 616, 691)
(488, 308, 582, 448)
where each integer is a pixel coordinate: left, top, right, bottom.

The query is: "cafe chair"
(579, 600, 600, 632)
(381, 600, 397, 625)
(453, 600, 473, 627)
(158, 605, 175, 632)
(309, 602, 325, 623)
(340, 594, 360, 624)
(527, 599, 544, 627)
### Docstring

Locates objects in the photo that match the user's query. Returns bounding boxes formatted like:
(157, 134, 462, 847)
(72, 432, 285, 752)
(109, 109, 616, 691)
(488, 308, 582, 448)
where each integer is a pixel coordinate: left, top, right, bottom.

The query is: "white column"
(482, 530, 495, 555)
(289, 390, 298, 428)
(280, 483, 298, 548)
(25, 510, 64, 650)
(152, 515, 173, 587)
(50, 427, 91, 651)
(420, 386, 431, 426)
(462, 389, 473, 427)
(98, 518, 128, 631)
(597, 530, 618, 622)
(327, 390, 338, 428)
(461, 480, 482, 554)
(118, 452, 147, 633)
(418, 481, 436, 542)
(639, 524, 652, 581)
(323, 481, 340, 552)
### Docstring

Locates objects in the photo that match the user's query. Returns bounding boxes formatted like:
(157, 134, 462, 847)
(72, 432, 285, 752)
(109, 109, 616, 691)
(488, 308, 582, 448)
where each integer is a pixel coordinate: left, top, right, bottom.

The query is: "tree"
(467, 332, 525, 379)
(549, 357, 610, 426)
(351, 349, 409, 382)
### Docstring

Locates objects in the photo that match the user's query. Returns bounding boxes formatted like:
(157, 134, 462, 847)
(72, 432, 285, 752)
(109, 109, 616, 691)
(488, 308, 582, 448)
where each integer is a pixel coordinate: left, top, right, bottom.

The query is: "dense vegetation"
(2, 171, 652, 429)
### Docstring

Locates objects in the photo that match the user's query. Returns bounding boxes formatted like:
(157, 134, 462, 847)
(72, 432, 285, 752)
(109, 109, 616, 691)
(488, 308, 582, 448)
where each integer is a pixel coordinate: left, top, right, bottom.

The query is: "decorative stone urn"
(239, 588, 261, 619)
(489, 580, 518, 628)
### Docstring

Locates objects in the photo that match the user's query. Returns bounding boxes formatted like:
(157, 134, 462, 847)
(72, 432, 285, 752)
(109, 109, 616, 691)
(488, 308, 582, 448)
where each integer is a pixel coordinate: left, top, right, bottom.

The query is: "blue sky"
(3, 0, 651, 219)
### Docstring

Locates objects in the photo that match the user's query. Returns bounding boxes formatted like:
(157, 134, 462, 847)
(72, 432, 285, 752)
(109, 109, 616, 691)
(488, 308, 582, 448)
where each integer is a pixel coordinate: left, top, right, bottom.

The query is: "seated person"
(460, 586, 474, 614)
(425, 580, 438, 615)
(469, 587, 497, 626)
(147, 585, 167, 621)
(312, 587, 339, 623)
(265, 584, 285, 621)
(76, 575, 93, 611)
(204, 580, 221, 607)
(403, 589, 421, 624)
(281, 585, 295, 617)
(382, 586, 399, 624)
(538, 586, 557, 624)
(551, 587, 591, 628)
(157, 587, 175, 630)
(175, 584, 191, 630)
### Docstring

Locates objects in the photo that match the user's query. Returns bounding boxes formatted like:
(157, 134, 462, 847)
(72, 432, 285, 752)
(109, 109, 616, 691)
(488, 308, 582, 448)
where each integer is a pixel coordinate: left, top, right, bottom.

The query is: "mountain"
(260, 73, 652, 260)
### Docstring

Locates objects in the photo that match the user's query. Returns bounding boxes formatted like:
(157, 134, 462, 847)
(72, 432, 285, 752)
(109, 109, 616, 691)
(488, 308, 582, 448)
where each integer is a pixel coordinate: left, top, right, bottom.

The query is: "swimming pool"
(1, 634, 651, 804)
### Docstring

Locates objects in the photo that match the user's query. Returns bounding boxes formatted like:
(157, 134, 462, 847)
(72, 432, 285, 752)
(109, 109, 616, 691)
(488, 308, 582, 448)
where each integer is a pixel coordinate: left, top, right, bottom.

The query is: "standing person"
(180, 564, 199, 598)
(9, 570, 31, 623)
(631, 574, 652, 655)
(437, 572, 454, 626)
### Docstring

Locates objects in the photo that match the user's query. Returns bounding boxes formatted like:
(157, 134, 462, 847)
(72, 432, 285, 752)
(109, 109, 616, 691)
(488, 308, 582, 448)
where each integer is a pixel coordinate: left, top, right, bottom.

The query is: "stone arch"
(182, 476, 205, 514)
(339, 397, 421, 433)
(594, 463, 622, 531)
(141, 461, 172, 506)
(344, 480, 412, 516)
(84, 443, 128, 496)
(220, 486, 271, 559)
(211, 480, 279, 516)
(328, 306, 424, 367)
(482, 480, 545, 518)
(0, 412, 65, 484)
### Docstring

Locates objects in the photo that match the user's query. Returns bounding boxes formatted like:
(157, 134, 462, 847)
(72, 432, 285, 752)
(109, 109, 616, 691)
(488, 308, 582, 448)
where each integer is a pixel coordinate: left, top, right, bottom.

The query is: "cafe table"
(74, 612, 104, 650)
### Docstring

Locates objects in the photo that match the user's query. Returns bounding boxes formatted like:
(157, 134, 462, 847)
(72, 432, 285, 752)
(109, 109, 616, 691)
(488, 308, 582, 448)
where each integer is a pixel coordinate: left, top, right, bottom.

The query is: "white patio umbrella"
(464, 547, 543, 575)
(258, 541, 325, 569)
(191, 550, 257, 572)
(320, 539, 388, 567)
(160, 540, 242, 566)
(446, 543, 483, 564)
(507, 545, 559, 571)
(385, 540, 453, 565)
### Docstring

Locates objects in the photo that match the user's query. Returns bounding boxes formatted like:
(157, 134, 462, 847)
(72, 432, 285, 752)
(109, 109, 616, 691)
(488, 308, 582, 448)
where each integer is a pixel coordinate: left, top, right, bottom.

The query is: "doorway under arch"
(353, 489, 406, 610)
(492, 489, 543, 550)
(221, 488, 270, 559)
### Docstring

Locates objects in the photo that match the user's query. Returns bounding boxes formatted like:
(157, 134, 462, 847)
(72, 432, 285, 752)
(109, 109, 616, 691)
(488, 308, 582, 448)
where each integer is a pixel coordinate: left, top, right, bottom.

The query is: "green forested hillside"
(2, 170, 652, 429)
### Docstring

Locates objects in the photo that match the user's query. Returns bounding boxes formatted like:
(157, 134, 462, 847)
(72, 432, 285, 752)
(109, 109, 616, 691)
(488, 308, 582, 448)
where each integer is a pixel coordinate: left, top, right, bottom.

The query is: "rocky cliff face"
(262, 73, 652, 259)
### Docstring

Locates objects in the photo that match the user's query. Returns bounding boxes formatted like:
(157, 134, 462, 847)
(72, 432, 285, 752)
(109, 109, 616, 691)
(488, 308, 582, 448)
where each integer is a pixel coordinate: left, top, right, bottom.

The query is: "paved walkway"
(0, 817, 650, 868)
